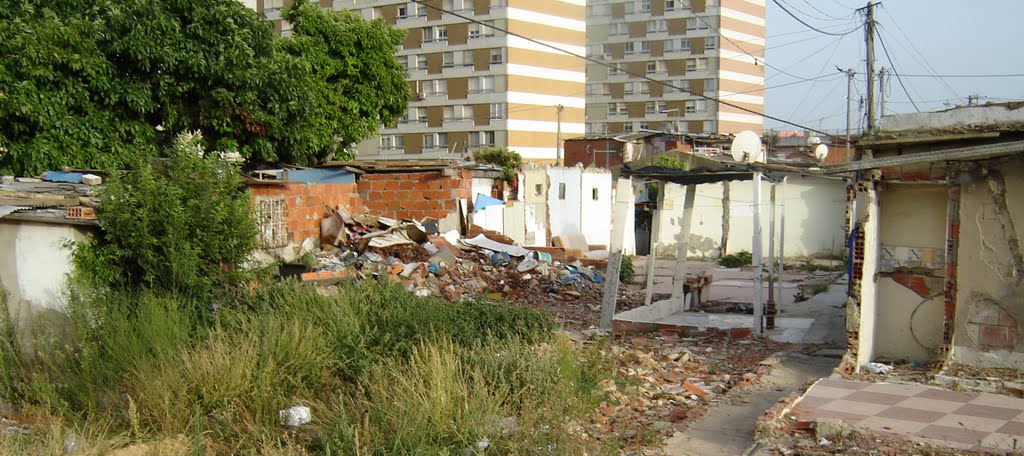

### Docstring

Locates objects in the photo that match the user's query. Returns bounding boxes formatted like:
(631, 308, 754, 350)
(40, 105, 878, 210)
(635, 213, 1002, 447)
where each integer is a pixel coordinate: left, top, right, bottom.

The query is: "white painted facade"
(0, 221, 92, 330)
(653, 174, 848, 258)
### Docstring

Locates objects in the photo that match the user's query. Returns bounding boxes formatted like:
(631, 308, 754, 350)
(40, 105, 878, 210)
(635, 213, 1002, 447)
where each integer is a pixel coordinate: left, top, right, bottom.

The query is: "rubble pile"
(312, 208, 613, 321)
(583, 331, 800, 450)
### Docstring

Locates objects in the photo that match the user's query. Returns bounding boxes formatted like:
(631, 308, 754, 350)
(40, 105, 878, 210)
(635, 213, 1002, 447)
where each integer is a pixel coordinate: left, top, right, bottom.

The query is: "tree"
(472, 148, 523, 183)
(73, 131, 257, 301)
(0, 0, 408, 176)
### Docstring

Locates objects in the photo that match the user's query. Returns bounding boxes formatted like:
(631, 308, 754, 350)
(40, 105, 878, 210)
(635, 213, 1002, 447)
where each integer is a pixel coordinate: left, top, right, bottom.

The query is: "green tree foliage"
(0, 0, 408, 176)
(73, 132, 257, 301)
(472, 147, 523, 183)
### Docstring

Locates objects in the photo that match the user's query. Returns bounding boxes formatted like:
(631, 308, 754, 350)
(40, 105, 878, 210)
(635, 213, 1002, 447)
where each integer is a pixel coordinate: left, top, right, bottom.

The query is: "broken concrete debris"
(300, 207, 607, 303)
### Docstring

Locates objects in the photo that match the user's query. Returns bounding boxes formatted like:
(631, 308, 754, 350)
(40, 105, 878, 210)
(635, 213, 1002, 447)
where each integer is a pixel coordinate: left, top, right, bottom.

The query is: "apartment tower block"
(257, 0, 586, 162)
(584, 0, 765, 136)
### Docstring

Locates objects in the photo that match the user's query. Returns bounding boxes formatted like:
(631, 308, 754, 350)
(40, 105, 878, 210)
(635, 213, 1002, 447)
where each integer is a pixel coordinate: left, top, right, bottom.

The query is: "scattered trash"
(278, 406, 312, 427)
(864, 362, 893, 375)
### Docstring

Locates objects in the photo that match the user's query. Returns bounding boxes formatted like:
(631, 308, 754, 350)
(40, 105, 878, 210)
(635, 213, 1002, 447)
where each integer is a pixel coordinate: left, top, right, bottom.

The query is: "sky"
(762, 0, 1024, 134)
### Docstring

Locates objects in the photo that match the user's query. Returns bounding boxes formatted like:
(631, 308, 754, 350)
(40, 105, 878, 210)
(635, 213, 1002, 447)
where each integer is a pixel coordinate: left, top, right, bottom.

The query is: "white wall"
(579, 169, 613, 247)
(654, 175, 848, 258)
(1, 221, 91, 330)
(546, 167, 583, 241)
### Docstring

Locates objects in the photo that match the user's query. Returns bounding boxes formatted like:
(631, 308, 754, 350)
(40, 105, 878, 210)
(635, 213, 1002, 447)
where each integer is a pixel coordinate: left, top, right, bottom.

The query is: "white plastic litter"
(863, 362, 893, 375)
(279, 406, 312, 427)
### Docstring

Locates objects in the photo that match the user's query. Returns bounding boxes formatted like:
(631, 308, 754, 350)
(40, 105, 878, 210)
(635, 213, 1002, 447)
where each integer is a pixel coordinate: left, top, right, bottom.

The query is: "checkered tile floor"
(787, 378, 1024, 451)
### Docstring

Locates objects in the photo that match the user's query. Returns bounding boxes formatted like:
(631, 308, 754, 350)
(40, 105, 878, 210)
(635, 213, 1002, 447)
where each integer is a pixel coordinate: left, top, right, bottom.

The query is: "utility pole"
(844, 68, 855, 161)
(864, 1, 876, 131)
(878, 67, 887, 118)
(555, 104, 564, 166)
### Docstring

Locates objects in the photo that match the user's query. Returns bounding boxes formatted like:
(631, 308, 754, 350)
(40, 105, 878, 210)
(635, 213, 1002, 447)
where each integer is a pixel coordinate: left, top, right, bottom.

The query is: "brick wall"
(250, 182, 363, 245)
(357, 171, 472, 220)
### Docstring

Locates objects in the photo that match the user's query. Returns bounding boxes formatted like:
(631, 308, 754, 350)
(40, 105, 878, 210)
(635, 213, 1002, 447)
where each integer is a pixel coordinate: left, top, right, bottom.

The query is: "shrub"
(619, 255, 635, 283)
(73, 131, 258, 303)
(472, 147, 522, 183)
(719, 250, 753, 268)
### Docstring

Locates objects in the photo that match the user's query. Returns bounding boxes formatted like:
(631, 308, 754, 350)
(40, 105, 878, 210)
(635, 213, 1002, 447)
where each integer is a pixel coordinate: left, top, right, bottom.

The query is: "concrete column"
(601, 177, 632, 330)
(671, 184, 697, 308)
(855, 184, 880, 371)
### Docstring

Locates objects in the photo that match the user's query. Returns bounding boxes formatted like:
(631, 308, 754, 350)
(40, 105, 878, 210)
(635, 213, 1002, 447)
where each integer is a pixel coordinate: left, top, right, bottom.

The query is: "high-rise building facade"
(256, 0, 586, 162)
(584, 0, 764, 136)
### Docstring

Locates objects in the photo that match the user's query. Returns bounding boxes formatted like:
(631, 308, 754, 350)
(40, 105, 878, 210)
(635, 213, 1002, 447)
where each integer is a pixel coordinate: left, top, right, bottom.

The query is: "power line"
(404, 0, 844, 140)
(877, 6, 958, 100)
(899, 73, 1024, 78)
(876, 32, 919, 112)
(799, 0, 853, 21)
(771, 0, 862, 36)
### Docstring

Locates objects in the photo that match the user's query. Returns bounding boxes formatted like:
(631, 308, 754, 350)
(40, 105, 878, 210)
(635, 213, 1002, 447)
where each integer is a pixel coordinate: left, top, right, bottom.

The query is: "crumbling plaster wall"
(653, 175, 847, 258)
(951, 162, 1024, 369)
(872, 184, 947, 362)
(546, 167, 583, 242)
(522, 166, 549, 247)
(0, 221, 91, 332)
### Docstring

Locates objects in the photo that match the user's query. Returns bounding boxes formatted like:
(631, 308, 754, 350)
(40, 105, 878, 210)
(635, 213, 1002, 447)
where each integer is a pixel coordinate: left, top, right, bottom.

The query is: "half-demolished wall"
(652, 175, 847, 258)
(951, 164, 1024, 369)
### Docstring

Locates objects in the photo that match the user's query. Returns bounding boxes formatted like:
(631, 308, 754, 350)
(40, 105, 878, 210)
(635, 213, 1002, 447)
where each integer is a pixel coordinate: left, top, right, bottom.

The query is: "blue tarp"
(284, 168, 356, 184)
(473, 193, 504, 213)
(44, 171, 83, 183)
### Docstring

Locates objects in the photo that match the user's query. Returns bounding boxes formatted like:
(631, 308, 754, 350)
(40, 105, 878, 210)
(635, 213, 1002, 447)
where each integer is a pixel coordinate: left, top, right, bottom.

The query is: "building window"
(380, 134, 404, 151)
(443, 0, 466, 11)
(687, 17, 709, 31)
(592, 188, 599, 200)
(470, 131, 496, 147)
(254, 197, 288, 248)
(624, 82, 635, 95)
(664, 39, 675, 53)
(489, 48, 503, 64)
(609, 63, 623, 76)
(705, 78, 717, 91)
(624, 42, 636, 55)
(648, 19, 667, 33)
(705, 36, 717, 50)
(640, 82, 650, 94)
(641, 41, 651, 54)
(469, 21, 496, 38)
(655, 101, 668, 112)
(470, 75, 495, 93)
(489, 102, 505, 119)
(416, 55, 428, 70)
(624, 1, 635, 14)
(443, 51, 455, 67)
(610, 23, 628, 36)
(685, 99, 706, 114)
(602, 44, 614, 58)
(645, 102, 657, 114)
(640, 0, 651, 12)
(623, 124, 634, 133)
(646, 62, 657, 74)
(443, 105, 472, 121)
(638, 122, 649, 130)
(398, 4, 409, 18)
(679, 38, 690, 52)
(686, 58, 708, 72)
(423, 79, 447, 96)
(558, 183, 566, 200)
(665, 0, 675, 11)
(424, 132, 449, 150)
(423, 26, 447, 43)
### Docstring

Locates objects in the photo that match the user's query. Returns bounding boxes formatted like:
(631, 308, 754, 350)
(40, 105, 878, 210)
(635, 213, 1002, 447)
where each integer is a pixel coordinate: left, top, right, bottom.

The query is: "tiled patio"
(787, 377, 1024, 452)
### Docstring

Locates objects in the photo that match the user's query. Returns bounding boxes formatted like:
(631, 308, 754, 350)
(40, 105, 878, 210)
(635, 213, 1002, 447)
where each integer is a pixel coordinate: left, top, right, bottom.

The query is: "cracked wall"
(872, 184, 947, 361)
(951, 161, 1024, 369)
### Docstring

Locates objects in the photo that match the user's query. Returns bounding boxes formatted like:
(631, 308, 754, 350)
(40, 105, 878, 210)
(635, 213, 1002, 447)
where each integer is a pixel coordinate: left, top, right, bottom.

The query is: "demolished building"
(833, 102, 1024, 372)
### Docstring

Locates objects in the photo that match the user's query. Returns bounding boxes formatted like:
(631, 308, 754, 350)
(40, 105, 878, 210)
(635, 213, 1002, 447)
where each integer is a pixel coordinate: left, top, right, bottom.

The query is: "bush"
(719, 250, 753, 268)
(73, 131, 258, 303)
(620, 255, 635, 283)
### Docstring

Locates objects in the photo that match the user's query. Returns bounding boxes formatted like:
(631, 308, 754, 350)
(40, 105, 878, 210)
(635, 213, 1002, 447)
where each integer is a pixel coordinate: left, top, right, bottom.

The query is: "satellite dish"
(731, 130, 762, 164)
(807, 136, 821, 146)
(813, 143, 829, 161)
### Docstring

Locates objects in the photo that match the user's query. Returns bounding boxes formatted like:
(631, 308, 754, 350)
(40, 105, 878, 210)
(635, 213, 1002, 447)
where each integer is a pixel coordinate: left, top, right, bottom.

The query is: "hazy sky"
(763, 0, 1024, 133)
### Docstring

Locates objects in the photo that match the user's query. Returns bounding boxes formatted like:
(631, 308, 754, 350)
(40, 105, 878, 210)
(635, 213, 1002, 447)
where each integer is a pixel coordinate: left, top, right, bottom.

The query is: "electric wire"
(406, 0, 844, 140)
(875, 31, 920, 112)
(771, 0, 862, 36)
(799, 0, 853, 21)
(878, 5, 959, 99)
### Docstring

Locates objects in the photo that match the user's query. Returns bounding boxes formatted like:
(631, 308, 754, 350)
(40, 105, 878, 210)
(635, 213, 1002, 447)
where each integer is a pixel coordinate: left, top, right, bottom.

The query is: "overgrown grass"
(0, 279, 611, 454)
